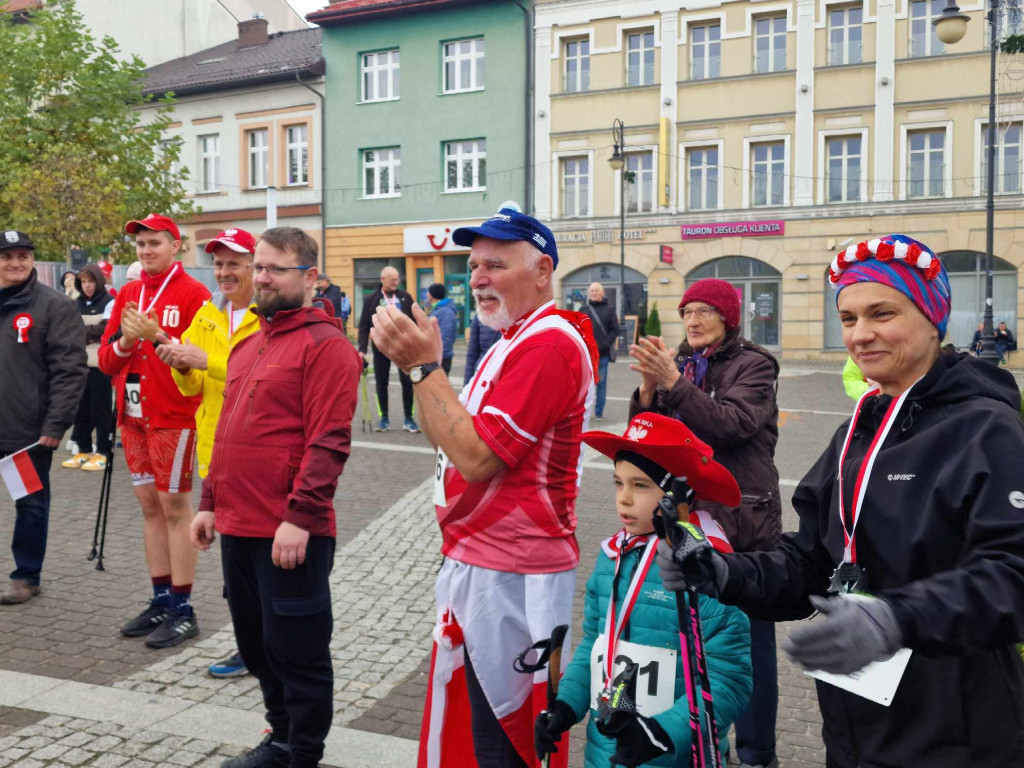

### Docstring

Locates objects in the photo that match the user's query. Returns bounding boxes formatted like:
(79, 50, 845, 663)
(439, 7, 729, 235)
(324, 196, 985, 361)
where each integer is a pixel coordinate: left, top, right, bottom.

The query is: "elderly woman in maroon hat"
(629, 277, 781, 768)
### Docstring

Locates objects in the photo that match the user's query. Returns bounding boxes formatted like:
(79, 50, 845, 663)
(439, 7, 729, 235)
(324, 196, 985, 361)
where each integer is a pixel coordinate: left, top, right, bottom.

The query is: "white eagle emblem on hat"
(4, 231, 18, 243)
(626, 425, 648, 442)
(224, 229, 237, 236)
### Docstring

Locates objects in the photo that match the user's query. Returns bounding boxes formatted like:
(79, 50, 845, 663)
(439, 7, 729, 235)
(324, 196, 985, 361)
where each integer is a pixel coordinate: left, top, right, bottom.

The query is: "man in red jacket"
(190, 227, 361, 768)
(98, 214, 210, 648)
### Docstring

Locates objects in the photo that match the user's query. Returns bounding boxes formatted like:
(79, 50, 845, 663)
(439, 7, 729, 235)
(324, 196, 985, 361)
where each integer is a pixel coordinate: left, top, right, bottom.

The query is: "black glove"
(606, 714, 673, 767)
(534, 700, 576, 761)
(655, 530, 728, 596)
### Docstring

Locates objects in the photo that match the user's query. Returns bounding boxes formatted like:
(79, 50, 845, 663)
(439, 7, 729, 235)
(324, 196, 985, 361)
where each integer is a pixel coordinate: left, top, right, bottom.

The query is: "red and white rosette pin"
(13, 313, 32, 343)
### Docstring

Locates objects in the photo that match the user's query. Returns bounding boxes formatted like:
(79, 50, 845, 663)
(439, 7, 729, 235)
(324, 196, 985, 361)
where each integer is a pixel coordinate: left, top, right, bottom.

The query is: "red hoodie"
(200, 306, 361, 538)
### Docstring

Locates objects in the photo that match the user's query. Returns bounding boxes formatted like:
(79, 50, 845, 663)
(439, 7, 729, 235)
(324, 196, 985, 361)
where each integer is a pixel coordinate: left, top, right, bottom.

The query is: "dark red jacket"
(200, 306, 361, 538)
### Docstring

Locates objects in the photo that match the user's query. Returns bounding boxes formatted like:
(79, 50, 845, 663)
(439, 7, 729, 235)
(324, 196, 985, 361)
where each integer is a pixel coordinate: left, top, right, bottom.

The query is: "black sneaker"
(221, 733, 290, 768)
(122, 600, 169, 637)
(144, 608, 199, 648)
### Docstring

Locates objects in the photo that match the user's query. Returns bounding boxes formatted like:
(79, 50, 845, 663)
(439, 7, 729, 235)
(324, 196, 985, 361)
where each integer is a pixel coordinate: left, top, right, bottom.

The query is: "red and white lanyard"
(463, 302, 555, 404)
(383, 292, 400, 310)
(835, 379, 921, 564)
(602, 533, 659, 686)
(137, 263, 179, 315)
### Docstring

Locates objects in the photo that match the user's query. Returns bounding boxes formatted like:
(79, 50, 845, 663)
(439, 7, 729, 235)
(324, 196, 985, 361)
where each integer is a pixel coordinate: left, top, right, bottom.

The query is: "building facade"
(310, 0, 529, 331)
(138, 18, 324, 266)
(536, 0, 1024, 362)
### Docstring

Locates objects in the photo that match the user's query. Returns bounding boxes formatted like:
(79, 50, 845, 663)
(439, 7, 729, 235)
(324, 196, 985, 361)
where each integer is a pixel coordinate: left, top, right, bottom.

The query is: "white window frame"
(558, 154, 592, 217)
(908, 0, 945, 58)
(690, 23, 721, 80)
(625, 29, 656, 86)
(442, 37, 485, 94)
(975, 117, 1024, 196)
(160, 137, 182, 178)
(827, 4, 863, 66)
(899, 121, 952, 199)
(246, 128, 269, 189)
(284, 124, 308, 187)
(817, 128, 869, 204)
(563, 37, 590, 93)
(614, 148, 657, 215)
(362, 147, 401, 199)
(198, 133, 220, 193)
(742, 135, 791, 208)
(753, 14, 788, 73)
(444, 139, 487, 193)
(551, 149, 595, 218)
(680, 141, 725, 211)
(361, 49, 400, 102)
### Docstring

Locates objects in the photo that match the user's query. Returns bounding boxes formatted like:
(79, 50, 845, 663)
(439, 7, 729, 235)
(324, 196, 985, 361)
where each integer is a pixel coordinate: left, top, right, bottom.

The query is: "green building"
(310, 0, 530, 329)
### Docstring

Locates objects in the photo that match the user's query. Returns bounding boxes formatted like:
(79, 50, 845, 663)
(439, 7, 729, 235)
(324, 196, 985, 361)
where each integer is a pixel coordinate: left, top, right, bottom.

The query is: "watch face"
(411, 367, 423, 383)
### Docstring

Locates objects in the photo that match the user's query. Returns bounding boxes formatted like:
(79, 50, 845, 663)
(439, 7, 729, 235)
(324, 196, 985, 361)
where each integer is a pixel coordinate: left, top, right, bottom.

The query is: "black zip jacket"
(0, 270, 88, 453)
(356, 286, 414, 354)
(720, 349, 1024, 768)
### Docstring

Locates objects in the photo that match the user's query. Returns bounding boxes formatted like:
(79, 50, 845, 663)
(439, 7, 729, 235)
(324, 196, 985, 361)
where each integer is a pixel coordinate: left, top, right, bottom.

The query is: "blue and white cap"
(452, 203, 559, 269)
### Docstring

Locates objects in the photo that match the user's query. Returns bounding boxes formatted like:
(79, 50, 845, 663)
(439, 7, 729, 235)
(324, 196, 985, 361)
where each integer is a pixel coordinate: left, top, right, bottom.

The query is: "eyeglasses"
(680, 306, 718, 321)
(251, 265, 313, 277)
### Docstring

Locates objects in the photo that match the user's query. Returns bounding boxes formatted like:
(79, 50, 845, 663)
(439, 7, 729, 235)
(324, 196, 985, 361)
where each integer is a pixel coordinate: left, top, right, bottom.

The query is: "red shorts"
(121, 417, 196, 493)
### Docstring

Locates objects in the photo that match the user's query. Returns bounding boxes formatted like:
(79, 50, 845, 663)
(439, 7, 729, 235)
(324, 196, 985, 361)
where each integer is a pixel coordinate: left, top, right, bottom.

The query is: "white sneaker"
(66, 440, 79, 454)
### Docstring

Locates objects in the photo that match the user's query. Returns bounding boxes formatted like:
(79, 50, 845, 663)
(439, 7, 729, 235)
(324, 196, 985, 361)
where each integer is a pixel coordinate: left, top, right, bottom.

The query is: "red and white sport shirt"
(435, 301, 595, 574)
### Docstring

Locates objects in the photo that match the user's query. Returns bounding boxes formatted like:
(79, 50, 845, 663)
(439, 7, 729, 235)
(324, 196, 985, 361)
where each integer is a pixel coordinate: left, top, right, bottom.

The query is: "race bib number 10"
(590, 635, 677, 716)
(125, 381, 143, 418)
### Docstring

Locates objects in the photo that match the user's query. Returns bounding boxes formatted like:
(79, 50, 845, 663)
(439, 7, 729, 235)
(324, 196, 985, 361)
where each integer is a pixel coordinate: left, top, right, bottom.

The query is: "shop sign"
(680, 220, 785, 240)
(660, 245, 673, 265)
(403, 224, 473, 254)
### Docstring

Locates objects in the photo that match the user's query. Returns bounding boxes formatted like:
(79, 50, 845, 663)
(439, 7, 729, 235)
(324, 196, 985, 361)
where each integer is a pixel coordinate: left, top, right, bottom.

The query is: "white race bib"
(433, 447, 449, 507)
(590, 635, 677, 716)
(125, 381, 142, 418)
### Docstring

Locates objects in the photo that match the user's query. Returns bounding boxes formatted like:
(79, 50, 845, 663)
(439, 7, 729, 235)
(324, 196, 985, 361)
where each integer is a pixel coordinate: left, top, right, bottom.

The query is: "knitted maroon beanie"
(679, 278, 740, 330)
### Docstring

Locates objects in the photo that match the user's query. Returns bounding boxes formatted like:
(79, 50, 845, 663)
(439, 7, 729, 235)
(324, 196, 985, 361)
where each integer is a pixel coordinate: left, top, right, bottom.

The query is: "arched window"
(561, 262, 648, 317)
(686, 257, 782, 347)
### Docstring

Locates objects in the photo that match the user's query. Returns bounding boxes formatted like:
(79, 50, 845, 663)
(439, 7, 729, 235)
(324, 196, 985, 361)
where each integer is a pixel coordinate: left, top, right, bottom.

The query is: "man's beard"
(255, 289, 303, 318)
(473, 290, 512, 331)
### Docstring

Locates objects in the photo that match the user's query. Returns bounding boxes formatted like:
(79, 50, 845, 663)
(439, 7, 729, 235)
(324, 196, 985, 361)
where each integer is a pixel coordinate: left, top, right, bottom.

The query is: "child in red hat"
(535, 412, 753, 767)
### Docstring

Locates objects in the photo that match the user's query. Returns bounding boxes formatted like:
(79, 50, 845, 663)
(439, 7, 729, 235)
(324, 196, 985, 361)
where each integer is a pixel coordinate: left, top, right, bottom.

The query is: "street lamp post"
(608, 119, 627, 337)
(935, 0, 1002, 364)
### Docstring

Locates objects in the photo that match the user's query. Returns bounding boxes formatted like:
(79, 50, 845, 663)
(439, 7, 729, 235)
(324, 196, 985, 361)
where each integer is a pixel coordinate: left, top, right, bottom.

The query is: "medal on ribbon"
(13, 313, 32, 343)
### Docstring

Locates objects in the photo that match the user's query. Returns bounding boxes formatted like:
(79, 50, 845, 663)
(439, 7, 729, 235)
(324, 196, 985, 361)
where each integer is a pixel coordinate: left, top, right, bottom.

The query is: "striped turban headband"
(830, 234, 952, 339)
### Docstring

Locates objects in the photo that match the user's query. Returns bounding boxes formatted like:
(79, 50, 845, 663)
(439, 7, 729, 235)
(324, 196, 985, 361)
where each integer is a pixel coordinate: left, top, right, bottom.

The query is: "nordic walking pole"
(88, 402, 117, 571)
(360, 360, 372, 433)
(514, 624, 570, 768)
(686, 583, 723, 768)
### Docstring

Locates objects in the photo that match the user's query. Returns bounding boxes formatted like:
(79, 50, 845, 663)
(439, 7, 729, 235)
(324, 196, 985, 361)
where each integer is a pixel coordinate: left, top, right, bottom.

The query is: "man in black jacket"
(314, 275, 343, 320)
(584, 282, 619, 420)
(0, 231, 87, 604)
(357, 266, 419, 433)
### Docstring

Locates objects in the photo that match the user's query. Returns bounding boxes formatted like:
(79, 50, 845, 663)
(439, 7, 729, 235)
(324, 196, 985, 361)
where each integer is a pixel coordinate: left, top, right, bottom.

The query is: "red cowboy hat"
(582, 412, 741, 507)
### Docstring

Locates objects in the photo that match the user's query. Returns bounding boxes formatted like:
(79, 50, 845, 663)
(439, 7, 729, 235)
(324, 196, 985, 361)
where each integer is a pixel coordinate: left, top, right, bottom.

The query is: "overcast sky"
(285, 0, 329, 24)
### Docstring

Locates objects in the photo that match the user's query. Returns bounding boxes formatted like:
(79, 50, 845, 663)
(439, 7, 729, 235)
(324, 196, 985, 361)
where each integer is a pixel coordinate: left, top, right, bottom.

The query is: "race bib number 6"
(433, 447, 449, 507)
(591, 635, 677, 716)
(125, 381, 143, 418)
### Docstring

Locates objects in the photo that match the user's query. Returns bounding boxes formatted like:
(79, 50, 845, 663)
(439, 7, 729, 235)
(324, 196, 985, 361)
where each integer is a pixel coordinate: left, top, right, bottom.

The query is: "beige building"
(535, 0, 1024, 362)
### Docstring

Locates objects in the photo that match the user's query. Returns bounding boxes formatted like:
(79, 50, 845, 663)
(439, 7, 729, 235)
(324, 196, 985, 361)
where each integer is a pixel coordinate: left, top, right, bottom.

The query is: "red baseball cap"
(96, 260, 113, 278)
(204, 228, 257, 255)
(582, 413, 741, 507)
(125, 213, 181, 241)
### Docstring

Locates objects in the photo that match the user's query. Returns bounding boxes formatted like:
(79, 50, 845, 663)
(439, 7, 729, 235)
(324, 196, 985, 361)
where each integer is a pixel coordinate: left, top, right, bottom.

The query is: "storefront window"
(686, 257, 782, 347)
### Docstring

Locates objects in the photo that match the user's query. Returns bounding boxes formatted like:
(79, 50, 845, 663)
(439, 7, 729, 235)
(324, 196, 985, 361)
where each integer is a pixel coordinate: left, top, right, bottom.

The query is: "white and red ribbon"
(13, 313, 32, 343)
(601, 533, 658, 686)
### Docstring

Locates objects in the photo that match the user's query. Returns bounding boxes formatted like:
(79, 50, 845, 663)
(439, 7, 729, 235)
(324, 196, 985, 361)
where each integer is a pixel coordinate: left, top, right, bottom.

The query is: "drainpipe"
(296, 67, 327, 272)
(509, 0, 533, 214)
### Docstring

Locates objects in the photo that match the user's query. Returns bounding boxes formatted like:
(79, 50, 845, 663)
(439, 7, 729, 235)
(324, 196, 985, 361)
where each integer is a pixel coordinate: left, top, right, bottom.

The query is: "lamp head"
(933, 0, 970, 45)
(608, 145, 625, 171)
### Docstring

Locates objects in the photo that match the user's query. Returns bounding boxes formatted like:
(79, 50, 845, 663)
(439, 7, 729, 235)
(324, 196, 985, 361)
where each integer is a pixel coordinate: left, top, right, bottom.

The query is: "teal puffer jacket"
(558, 540, 753, 768)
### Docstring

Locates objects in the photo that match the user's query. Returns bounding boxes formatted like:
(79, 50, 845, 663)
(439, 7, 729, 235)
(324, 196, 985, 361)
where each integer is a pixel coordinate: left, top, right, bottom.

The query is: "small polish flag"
(0, 445, 43, 501)
(690, 508, 734, 554)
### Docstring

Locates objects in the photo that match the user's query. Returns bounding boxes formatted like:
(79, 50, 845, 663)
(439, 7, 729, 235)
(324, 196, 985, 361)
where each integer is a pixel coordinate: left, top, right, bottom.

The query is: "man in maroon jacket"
(190, 227, 361, 768)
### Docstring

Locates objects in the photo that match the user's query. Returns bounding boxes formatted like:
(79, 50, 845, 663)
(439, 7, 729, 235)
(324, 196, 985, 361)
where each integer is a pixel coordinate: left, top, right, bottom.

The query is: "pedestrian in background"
(62, 263, 114, 472)
(995, 320, 1016, 364)
(0, 231, 87, 605)
(463, 313, 501, 386)
(190, 227, 361, 768)
(357, 266, 418, 433)
(314, 274, 342, 319)
(428, 283, 457, 375)
(584, 281, 619, 421)
(339, 291, 351, 332)
(660, 235, 1024, 767)
(628, 277, 782, 768)
(971, 321, 985, 356)
(60, 270, 79, 300)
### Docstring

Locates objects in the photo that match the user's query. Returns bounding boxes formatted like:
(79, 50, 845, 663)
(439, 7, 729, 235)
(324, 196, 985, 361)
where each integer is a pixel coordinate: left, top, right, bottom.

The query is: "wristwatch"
(409, 362, 441, 383)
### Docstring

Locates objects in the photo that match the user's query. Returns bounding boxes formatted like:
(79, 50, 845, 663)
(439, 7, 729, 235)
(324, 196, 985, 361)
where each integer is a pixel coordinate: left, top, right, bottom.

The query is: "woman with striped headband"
(657, 234, 1024, 768)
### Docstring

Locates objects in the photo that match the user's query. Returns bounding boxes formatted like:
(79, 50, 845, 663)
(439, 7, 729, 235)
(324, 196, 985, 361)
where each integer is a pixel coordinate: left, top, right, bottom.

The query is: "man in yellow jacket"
(155, 227, 258, 679)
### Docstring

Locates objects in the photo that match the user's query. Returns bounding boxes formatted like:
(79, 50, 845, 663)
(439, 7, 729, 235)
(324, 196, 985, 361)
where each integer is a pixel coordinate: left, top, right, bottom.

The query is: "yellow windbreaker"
(172, 296, 260, 478)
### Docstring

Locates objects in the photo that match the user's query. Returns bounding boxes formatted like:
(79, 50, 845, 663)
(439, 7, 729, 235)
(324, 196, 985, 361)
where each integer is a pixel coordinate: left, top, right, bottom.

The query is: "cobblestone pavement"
(0, 356, 856, 766)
